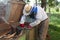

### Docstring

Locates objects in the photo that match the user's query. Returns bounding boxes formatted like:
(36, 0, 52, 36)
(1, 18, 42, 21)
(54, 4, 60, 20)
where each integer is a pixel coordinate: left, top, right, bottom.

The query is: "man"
(19, 3, 49, 40)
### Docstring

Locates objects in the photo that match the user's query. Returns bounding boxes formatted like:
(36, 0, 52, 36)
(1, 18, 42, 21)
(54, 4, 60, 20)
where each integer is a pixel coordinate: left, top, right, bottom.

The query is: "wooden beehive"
(0, 20, 11, 38)
(8, 1, 25, 22)
(0, 1, 25, 40)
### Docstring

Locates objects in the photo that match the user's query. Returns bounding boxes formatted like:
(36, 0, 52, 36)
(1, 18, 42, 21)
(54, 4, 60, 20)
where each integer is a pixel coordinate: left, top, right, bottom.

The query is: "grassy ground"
(48, 13, 60, 40)
(46, 7, 60, 40)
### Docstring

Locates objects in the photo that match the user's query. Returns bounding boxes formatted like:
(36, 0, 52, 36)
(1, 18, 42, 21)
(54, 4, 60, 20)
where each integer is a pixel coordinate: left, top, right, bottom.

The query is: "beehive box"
(8, 1, 25, 22)
(0, 4, 6, 17)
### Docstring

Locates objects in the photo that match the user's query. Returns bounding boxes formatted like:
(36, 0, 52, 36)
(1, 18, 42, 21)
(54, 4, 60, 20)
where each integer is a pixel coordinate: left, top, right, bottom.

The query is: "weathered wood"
(0, 18, 4, 24)
(0, 23, 11, 38)
(0, 1, 37, 40)
(28, 28, 35, 40)
(0, 4, 6, 17)
(0, 1, 25, 40)
(0, 23, 10, 30)
(8, 1, 25, 22)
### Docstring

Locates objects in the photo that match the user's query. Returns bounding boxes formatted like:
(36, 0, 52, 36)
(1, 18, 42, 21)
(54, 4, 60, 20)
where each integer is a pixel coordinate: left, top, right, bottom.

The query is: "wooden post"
(28, 28, 35, 40)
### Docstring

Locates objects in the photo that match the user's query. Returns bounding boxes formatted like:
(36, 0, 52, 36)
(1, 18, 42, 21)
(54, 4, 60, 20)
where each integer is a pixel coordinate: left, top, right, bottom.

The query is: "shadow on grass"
(48, 24, 60, 40)
(49, 24, 60, 32)
(48, 13, 60, 40)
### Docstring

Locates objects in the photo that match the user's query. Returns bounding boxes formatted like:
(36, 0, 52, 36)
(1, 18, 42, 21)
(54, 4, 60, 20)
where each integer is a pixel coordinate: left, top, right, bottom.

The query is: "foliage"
(48, 0, 55, 7)
(56, 1, 59, 5)
(56, 8, 59, 12)
(49, 13, 60, 40)
(38, 0, 41, 2)
(48, 0, 59, 7)
(27, 0, 30, 2)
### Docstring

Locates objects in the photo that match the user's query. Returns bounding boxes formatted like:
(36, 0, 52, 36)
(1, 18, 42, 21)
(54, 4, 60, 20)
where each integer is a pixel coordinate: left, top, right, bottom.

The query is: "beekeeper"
(19, 4, 48, 28)
(19, 2, 49, 40)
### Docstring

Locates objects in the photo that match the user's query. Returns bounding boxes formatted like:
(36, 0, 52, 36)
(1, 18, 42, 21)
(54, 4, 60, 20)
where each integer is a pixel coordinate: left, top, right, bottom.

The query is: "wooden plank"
(0, 5, 6, 17)
(0, 23, 11, 38)
(0, 29, 10, 37)
(0, 18, 4, 24)
(8, 1, 25, 22)
(27, 28, 35, 40)
(0, 23, 10, 30)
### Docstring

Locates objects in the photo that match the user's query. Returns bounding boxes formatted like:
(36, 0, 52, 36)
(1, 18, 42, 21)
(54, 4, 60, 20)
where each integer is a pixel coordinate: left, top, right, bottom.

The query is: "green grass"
(49, 13, 60, 40)
(18, 34, 26, 40)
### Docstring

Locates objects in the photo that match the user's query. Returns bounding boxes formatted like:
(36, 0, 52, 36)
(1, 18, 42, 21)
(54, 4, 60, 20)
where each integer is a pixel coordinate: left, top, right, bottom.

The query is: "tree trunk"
(41, 0, 46, 11)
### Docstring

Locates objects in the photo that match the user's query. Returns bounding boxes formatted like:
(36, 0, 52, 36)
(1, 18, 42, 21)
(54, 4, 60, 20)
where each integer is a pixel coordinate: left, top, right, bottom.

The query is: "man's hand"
(19, 24, 25, 28)
(27, 25, 32, 29)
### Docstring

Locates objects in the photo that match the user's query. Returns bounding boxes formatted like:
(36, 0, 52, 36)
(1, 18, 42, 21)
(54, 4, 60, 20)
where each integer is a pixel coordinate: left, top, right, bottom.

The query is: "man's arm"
(19, 15, 26, 24)
(29, 6, 43, 27)
(19, 15, 26, 28)
(29, 19, 41, 27)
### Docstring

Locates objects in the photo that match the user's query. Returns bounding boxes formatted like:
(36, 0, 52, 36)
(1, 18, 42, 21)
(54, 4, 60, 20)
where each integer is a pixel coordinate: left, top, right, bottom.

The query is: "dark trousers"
(35, 18, 49, 40)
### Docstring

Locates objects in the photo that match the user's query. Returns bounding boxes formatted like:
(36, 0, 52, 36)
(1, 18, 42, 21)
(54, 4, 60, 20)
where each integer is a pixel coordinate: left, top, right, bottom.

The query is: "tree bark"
(41, 0, 46, 11)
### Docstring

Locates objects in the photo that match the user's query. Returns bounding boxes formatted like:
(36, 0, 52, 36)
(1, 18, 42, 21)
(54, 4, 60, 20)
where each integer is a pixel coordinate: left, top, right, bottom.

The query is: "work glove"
(27, 25, 32, 29)
(19, 24, 25, 28)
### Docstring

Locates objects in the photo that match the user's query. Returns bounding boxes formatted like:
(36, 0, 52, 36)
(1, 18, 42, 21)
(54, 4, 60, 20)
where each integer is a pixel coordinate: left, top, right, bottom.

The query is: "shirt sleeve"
(29, 6, 43, 27)
(19, 15, 26, 24)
